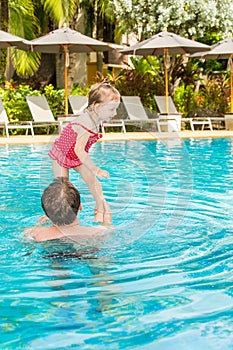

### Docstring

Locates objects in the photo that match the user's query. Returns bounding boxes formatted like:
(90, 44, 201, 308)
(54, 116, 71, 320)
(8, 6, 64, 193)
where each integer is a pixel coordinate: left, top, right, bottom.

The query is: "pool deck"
(1, 130, 233, 145)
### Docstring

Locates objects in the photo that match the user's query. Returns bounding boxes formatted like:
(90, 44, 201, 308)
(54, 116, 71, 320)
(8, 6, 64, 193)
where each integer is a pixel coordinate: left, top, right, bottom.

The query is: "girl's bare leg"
(75, 164, 112, 224)
(52, 160, 69, 178)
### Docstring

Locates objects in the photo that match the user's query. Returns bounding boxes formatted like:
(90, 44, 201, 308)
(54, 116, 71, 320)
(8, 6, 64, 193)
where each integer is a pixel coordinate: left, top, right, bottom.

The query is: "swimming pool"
(1, 138, 233, 349)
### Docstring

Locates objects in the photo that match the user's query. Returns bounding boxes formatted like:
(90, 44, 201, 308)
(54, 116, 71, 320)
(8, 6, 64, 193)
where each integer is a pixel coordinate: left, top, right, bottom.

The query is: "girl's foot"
(103, 201, 112, 225)
(103, 211, 112, 225)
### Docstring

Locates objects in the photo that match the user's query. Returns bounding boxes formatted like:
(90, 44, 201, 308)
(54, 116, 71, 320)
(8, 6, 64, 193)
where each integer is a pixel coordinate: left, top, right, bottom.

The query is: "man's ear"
(79, 203, 83, 211)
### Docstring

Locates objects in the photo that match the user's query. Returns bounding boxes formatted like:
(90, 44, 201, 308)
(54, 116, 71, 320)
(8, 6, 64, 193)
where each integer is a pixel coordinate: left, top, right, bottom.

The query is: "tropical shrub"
(42, 84, 65, 116)
(101, 56, 163, 110)
(174, 74, 230, 117)
(0, 82, 65, 135)
(198, 75, 229, 113)
(71, 83, 90, 97)
(174, 85, 199, 117)
(0, 82, 34, 122)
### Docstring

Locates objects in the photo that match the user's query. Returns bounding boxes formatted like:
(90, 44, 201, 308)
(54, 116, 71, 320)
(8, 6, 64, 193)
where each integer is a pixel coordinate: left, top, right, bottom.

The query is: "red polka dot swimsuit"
(49, 121, 102, 168)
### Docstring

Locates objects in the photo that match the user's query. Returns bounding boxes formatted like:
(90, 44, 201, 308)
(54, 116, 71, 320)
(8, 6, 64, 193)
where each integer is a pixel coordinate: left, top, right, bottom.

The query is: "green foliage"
(0, 82, 65, 135)
(0, 82, 34, 122)
(129, 56, 161, 76)
(113, 69, 164, 109)
(105, 56, 164, 109)
(9, 0, 40, 39)
(71, 83, 90, 97)
(40, 0, 79, 27)
(172, 58, 200, 88)
(42, 84, 65, 115)
(198, 75, 229, 113)
(191, 57, 226, 76)
(11, 51, 41, 79)
(174, 85, 199, 116)
(0, 50, 7, 85)
(204, 60, 226, 74)
(8, 0, 41, 78)
(174, 74, 230, 117)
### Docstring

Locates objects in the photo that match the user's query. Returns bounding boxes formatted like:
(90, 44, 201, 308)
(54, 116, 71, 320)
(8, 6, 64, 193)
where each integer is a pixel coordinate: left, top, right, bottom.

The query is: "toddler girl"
(48, 82, 120, 225)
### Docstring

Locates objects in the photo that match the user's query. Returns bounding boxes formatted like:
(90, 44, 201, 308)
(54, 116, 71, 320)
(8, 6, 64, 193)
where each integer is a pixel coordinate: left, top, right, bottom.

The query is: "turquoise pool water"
(1, 138, 233, 349)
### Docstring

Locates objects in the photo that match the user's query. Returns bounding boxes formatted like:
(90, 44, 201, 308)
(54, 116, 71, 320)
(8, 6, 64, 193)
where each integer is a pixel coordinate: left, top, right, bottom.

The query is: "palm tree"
(0, 0, 9, 82)
(1, 0, 79, 80)
(1, 0, 8, 31)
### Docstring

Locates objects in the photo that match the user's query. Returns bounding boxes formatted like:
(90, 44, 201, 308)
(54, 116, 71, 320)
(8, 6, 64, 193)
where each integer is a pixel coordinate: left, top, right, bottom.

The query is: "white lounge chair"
(121, 96, 159, 131)
(154, 96, 182, 132)
(154, 95, 213, 132)
(189, 117, 213, 131)
(68, 95, 88, 114)
(154, 96, 182, 115)
(0, 97, 34, 137)
(101, 119, 126, 136)
(26, 95, 62, 134)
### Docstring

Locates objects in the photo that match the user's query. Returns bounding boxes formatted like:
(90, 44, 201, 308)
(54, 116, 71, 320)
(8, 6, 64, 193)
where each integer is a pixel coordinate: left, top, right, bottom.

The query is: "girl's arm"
(74, 126, 109, 178)
(74, 132, 99, 174)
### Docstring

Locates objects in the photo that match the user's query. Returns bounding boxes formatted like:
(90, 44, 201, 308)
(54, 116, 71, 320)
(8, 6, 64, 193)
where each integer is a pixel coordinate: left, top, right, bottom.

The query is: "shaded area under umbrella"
(120, 31, 210, 114)
(28, 27, 110, 114)
(191, 37, 233, 112)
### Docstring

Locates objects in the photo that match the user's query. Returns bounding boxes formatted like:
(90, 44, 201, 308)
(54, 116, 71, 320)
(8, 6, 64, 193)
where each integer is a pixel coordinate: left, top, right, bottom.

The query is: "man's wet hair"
(41, 177, 81, 226)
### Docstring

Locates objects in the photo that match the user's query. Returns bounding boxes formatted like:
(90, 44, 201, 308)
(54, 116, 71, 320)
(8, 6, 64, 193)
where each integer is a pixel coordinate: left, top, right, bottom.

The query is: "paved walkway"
(1, 130, 233, 145)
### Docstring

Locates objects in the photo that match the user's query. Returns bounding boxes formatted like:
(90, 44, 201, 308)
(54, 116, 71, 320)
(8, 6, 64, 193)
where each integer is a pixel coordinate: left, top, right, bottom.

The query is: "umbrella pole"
(231, 70, 233, 113)
(164, 49, 169, 114)
(63, 45, 69, 115)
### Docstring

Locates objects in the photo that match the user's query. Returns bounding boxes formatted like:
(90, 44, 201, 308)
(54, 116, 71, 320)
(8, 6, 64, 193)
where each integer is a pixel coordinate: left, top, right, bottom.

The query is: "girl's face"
(96, 97, 120, 122)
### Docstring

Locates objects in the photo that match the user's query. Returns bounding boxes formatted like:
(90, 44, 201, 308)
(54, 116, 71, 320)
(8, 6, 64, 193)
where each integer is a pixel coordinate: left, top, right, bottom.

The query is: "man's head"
(41, 178, 81, 226)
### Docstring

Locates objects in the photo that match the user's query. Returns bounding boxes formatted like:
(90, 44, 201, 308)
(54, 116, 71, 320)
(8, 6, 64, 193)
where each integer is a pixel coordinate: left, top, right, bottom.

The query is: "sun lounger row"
(68, 95, 181, 134)
(69, 95, 215, 133)
(0, 94, 218, 137)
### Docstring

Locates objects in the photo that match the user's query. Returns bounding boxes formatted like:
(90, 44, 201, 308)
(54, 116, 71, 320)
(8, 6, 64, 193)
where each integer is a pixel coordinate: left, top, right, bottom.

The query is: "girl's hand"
(96, 169, 109, 178)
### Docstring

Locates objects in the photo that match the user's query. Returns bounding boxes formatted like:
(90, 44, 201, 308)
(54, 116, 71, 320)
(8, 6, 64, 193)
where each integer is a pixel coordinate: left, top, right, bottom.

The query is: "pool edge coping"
(1, 130, 233, 145)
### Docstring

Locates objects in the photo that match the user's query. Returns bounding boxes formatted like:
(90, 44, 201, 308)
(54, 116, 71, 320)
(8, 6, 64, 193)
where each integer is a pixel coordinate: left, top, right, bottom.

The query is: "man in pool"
(25, 177, 112, 242)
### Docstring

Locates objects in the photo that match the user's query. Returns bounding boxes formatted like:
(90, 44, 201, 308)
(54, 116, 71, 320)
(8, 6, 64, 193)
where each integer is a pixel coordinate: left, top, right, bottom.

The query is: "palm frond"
(11, 50, 41, 78)
(41, 0, 79, 26)
(9, 0, 39, 39)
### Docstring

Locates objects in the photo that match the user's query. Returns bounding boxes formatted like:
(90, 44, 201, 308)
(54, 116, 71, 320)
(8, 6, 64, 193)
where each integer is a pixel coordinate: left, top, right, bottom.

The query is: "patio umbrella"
(0, 29, 31, 49)
(120, 31, 210, 114)
(29, 27, 110, 114)
(191, 37, 233, 112)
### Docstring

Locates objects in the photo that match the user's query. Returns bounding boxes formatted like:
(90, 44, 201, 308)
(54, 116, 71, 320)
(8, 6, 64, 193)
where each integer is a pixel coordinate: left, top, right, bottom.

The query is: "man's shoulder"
(66, 224, 112, 239)
(24, 225, 59, 242)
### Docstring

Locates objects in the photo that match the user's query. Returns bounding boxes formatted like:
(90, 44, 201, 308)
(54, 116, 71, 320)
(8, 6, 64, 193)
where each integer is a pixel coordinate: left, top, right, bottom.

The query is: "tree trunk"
(0, 0, 9, 84)
(1, 0, 9, 30)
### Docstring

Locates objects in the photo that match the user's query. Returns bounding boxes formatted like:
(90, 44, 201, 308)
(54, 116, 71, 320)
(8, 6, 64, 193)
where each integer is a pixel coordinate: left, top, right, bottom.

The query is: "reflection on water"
(0, 139, 233, 349)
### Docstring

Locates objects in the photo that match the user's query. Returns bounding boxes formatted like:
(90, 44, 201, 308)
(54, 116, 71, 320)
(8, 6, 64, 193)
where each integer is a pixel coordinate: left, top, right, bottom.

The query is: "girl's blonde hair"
(88, 81, 120, 107)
